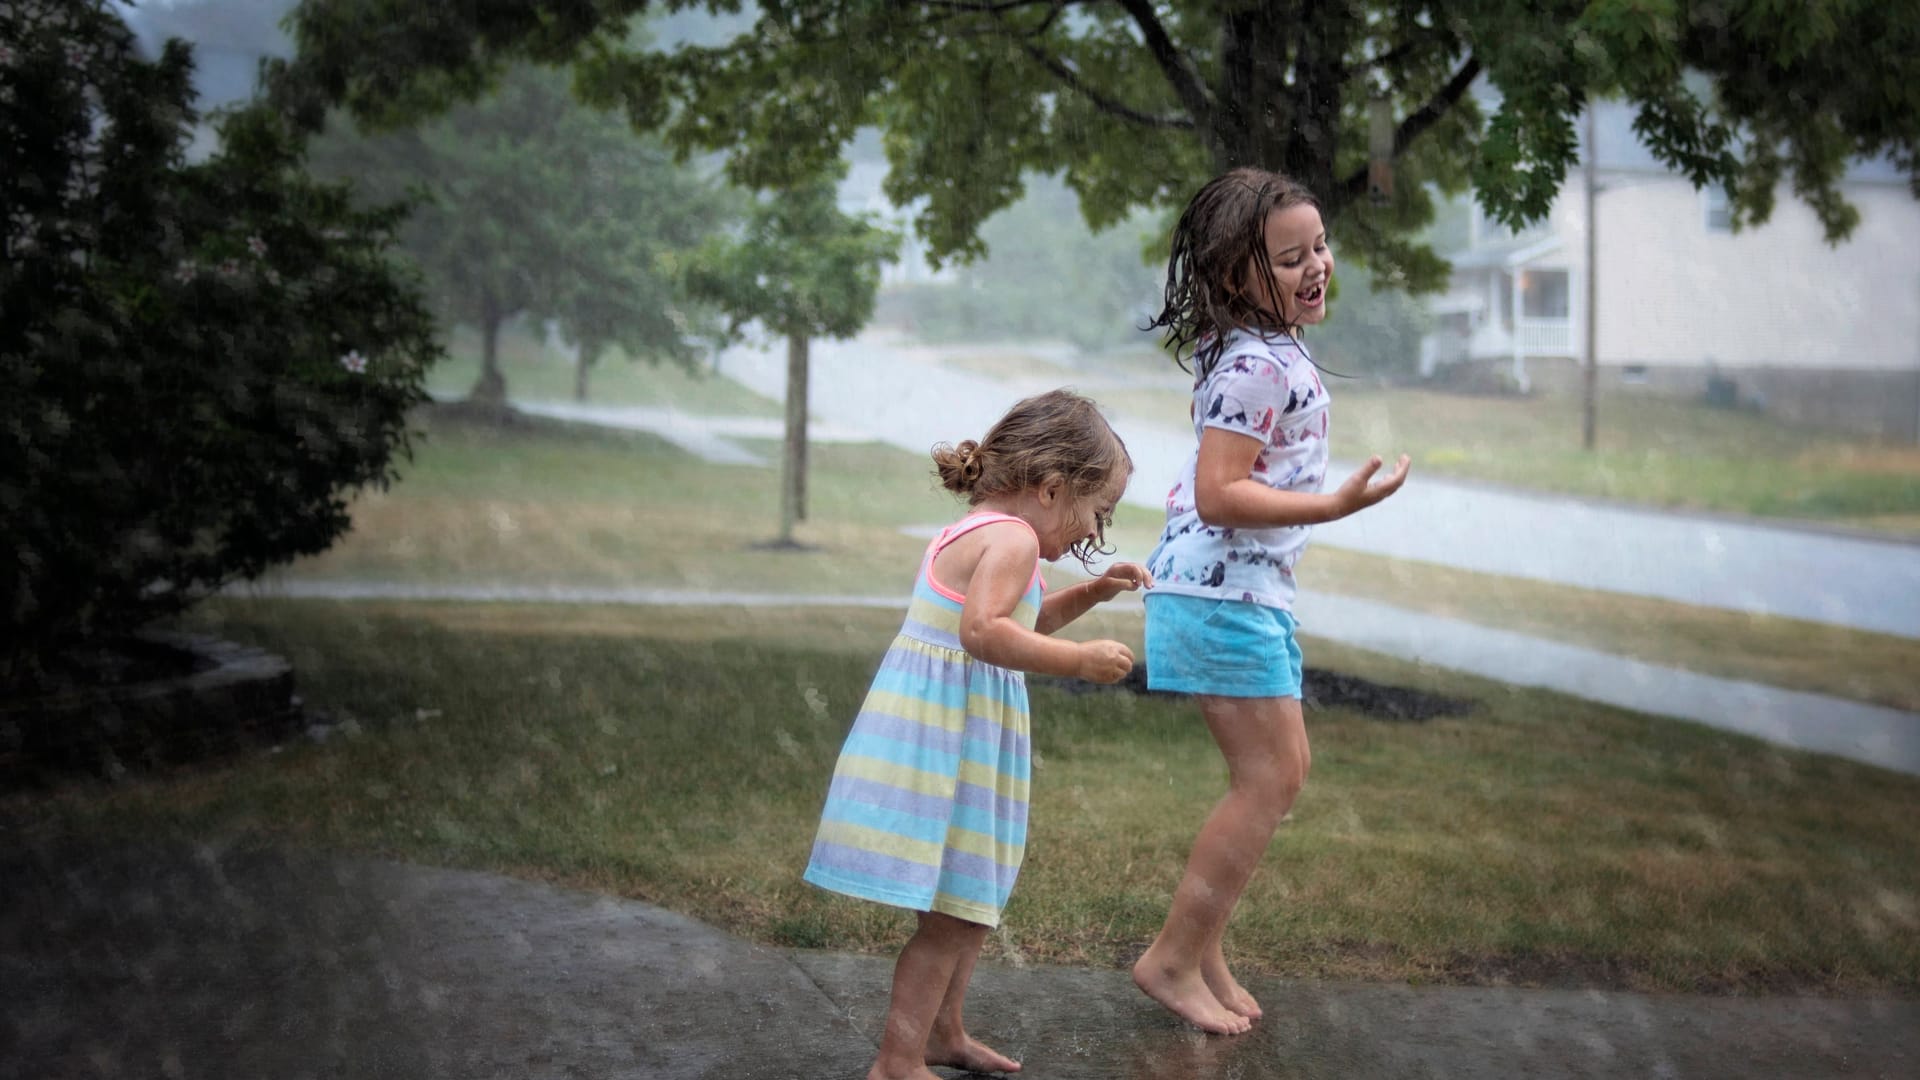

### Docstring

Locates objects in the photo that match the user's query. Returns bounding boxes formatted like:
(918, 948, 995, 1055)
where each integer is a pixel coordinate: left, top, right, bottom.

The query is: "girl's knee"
(1232, 761, 1305, 820)
(916, 910, 991, 946)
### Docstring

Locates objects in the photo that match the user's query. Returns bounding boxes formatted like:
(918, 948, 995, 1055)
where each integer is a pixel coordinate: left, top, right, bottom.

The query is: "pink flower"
(340, 350, 368, 374)
(247, 235, 267, 257)
(218, 258, 240, 277)
(0, 45, 16, 66)
(263, 268, 280, 286)
(173, 260, 197, 284)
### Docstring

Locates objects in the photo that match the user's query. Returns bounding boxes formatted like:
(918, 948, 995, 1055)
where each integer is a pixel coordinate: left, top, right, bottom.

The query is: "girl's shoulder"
(1210, 329, 1310, 382)
(938, 510, 1039, 552)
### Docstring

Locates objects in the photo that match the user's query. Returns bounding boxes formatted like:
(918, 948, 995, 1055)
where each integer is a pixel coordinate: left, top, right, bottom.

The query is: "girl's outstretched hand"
(1094, 561, 1155, 600)
(1329, 454, 1411, 518)
(1076, 640, 1135, 684)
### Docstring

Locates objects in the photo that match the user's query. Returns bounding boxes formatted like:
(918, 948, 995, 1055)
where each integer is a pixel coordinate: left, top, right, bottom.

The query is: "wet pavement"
(5, 842, 1914, 1080)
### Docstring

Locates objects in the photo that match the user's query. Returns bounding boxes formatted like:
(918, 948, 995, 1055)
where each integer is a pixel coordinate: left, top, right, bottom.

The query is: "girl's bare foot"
(864, 1066, 942, 1080)
(1202, 956, 1263, 1019)
(1132, 950, 1253, 1035)
(927, 1033, 1022, 1074)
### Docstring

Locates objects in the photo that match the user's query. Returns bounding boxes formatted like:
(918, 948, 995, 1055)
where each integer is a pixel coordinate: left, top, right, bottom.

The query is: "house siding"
(1430, 133, 1920, 438)
(1589, 177, 1920, 374)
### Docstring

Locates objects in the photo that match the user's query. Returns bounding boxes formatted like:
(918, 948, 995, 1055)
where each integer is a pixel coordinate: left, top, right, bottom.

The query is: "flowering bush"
(0, 1, 441, 687)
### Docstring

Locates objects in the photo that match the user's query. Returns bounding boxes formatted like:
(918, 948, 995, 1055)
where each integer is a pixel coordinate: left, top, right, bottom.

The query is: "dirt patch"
(1043, 664, 1475, 723)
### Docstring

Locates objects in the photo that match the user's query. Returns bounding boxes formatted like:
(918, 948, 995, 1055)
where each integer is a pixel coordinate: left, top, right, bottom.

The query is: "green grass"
(295, 406, 1920, 711)
(289, 409, 957, 594)
(10, 598, 1916, 996)
(427, 321, 781, 416)
(1094, 379, 1920, 532)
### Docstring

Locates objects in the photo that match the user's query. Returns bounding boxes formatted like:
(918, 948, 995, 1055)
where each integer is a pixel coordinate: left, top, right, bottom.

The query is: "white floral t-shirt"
(1146, 329, 1330, 611)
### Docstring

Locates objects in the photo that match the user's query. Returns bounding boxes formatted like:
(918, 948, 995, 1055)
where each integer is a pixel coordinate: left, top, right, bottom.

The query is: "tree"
(271, 1, 1920, 291)
(306, 63, 733, 406)
(683, 173, 898, 546)
(545, 138, 739, 401)
(0, 0, 438, 686)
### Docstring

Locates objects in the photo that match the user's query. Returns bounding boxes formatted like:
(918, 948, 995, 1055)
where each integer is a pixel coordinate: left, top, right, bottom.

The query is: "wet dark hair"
(1148, 167, 1323, 378)
(931, 389, 1132, 568)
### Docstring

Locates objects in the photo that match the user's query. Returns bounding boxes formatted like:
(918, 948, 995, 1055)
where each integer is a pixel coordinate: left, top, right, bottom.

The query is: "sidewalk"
(6, 842, 1914, 1080)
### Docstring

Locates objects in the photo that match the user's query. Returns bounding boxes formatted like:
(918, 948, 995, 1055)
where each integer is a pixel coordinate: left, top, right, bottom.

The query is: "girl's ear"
(1037, 474, 1067, 507)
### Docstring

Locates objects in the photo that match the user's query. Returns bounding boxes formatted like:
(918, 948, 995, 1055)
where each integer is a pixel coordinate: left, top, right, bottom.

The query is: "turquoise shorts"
(1144, 593, 1304, 699)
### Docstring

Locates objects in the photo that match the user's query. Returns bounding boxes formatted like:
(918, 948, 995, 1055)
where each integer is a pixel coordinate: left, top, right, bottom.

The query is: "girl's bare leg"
(924, 928, 1022, 1074)
(869, 911, 1006, 1080)
(1133, 695, 1309, 1034)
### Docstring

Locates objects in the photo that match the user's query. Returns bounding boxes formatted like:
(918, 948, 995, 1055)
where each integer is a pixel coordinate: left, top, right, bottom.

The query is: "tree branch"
(1350, 25, 1452, 78)
(1112, 0, 1213, 130)
(926, 0, 1080, 13)
(1340, 55, 1481, 200)
(1019, 43, 1196, 129)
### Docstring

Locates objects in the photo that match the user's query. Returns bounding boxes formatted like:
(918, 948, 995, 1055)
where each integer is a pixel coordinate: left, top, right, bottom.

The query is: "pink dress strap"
(933, 510, 1037, 554)
(923, 511, 1046, 603)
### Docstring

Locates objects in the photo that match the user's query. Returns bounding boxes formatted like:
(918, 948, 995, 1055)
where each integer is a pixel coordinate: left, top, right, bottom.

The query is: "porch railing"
(1517, 317, 1573, 356)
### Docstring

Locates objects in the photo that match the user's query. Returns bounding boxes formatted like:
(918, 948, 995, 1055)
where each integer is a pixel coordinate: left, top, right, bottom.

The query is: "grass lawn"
(295, 406, 1919, 712)
(429, 321, 781, 417)
(9, 598, 1916, 997)
(425, 321, 1920, 533)
(284, 409, 955, 595)
(1092, 376, 1920, 534)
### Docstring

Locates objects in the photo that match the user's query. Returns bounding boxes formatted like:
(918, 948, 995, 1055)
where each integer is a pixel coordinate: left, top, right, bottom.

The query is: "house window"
(1621, 364, 1650, 385)
(1519, 269, 1569, 319)
(1703, 186, 1733, 232)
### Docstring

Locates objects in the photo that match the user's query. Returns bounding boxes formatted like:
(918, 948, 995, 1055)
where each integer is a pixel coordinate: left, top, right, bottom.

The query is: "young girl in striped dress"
(804, 389, 1152, 1080)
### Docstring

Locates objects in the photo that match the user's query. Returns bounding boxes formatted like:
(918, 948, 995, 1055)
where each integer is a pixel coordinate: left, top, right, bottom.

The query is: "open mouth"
(1295, 283, 1325, 307)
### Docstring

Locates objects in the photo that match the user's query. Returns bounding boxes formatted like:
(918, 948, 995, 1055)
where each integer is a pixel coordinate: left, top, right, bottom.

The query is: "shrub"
(0, 1, 441, 688)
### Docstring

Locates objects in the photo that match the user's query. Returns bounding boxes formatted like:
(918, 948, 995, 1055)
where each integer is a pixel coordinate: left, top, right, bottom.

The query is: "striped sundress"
(803, 511, 1043, 927)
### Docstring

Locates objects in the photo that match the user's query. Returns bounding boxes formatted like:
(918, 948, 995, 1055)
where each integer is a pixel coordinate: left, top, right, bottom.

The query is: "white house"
(1421, 100, 1920, 440)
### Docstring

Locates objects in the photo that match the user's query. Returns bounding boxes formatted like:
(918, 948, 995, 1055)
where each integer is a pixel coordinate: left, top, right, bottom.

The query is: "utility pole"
(1582, 105, 1600, 451)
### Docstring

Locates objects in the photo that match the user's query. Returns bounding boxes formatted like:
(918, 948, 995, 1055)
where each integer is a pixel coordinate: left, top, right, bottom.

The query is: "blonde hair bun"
(932, 439, 986, 494)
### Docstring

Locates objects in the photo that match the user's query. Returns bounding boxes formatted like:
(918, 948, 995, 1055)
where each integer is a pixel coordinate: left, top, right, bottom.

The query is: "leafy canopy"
(273, 1, 1920, 291)
(683, 169, 898, 343)
(307, 63, 736, 371)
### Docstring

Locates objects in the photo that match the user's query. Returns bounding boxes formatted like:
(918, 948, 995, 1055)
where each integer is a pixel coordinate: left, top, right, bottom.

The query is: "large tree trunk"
(1216, 5, 1286, 170)
(778, 330, 810, 544)
(1213, 6, 1355, 214)
(468, 291, 507, 406)
(1280, 3, 1353, 207)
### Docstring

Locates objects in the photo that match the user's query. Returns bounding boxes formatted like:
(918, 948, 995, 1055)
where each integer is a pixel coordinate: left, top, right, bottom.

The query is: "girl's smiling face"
(1244, 202, 1334, 326)
(1037, 469, 1128, 562)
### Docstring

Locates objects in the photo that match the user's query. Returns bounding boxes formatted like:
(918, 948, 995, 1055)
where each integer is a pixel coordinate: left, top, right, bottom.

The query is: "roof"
(1447, 232, 1563, 269)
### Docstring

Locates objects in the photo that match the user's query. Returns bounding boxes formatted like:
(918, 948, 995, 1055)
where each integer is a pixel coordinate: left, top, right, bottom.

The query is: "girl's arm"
(1035, 563, 1153, 635)
(1194, 428, 1410, 528)
(958, 529, 1134, 683)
